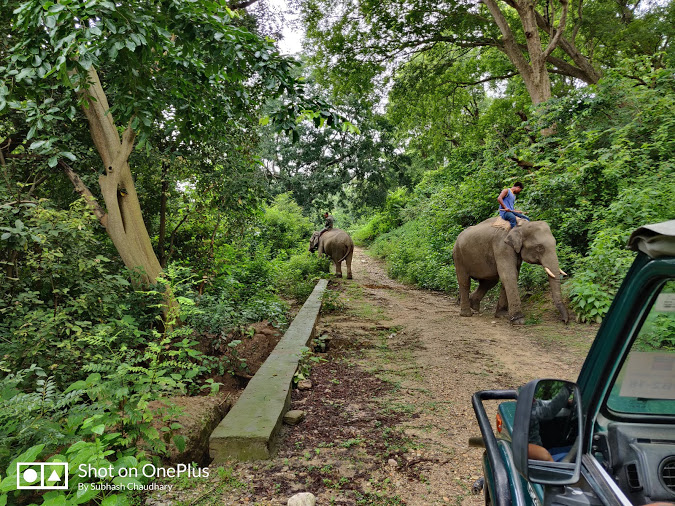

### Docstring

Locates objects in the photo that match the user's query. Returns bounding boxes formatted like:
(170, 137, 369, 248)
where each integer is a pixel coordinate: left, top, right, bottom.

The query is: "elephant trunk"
(548, 277, 569, 323)
(544, 257, 569, 323)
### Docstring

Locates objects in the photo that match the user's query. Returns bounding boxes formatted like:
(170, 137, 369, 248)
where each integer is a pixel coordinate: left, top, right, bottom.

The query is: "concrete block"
(210, 279, 328, 461)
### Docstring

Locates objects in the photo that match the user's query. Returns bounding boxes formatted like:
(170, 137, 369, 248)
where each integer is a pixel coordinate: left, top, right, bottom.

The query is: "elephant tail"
(338, 243, 353, 264)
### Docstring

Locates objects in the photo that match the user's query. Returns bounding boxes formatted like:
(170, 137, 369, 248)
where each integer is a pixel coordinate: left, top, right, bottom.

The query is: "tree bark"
(59, 160, 108, 227)
(158, 161, 169, 268)
(77, 67, 162, 286)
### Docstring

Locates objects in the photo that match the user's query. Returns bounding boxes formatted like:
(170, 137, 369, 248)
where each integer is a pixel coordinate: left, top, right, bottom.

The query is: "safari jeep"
(472, 220, 675, 506)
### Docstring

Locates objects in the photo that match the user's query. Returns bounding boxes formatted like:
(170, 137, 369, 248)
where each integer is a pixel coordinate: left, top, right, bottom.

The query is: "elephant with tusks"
(452, 217, 569, 325)
(309, 228, 354, 279)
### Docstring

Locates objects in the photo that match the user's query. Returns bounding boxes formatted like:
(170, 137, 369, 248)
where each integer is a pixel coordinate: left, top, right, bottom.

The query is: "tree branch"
(59, 159, 108, 227)
(542, 0, 569, 59)
(533, 9, 601, 83)
(1, 131, 28, 158)
(325, 153, 353, 167)
(482, 0, 533, 78)
(229, 0, 259, 9)
(27, 174, 48, 197)
(441, 73, 519, 87)
(167, 209, 192, 264)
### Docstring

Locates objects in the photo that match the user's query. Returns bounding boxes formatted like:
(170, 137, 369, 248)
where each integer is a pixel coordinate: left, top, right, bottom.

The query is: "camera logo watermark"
(17, 462, 68, 490)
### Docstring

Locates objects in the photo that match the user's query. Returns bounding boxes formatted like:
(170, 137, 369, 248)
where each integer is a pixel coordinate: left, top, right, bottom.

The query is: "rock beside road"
(283, 409, 306, 425)
(288, 492, 316, 506)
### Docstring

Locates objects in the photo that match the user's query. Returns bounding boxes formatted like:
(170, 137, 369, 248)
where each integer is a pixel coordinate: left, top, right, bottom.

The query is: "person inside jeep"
(528, 383, 574, 462)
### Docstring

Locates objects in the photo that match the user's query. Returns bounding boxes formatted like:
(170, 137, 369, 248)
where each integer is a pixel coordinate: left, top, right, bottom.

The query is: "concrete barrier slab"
(209, 279, 328, 461)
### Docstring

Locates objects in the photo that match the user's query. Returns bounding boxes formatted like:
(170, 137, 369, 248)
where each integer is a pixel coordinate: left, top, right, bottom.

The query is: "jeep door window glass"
(607, 279, 675, 415)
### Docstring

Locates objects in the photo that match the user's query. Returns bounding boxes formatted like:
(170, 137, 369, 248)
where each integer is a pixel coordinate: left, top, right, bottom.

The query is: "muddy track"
(342, 247, 592, 504)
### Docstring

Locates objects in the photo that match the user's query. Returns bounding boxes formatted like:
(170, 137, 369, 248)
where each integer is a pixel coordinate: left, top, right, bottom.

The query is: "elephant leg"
(334, 258, 343, 278)
(346, 250, 353, 279)
(469, 279, 498, 312)
(495, 285, 509, 317)
(497, 263, 524, 325)
(456, 269, 473, 317)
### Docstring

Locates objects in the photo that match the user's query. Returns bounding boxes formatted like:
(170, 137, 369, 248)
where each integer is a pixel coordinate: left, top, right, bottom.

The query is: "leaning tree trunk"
(77, 67, 162, 286)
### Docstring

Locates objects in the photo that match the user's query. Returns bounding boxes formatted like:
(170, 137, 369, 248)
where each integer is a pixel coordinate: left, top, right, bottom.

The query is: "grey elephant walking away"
(452, 217, 569, 325)
(309, 228, 354, 279)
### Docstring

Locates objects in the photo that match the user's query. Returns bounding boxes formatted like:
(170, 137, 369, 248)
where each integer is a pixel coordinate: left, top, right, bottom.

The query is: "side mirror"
(512, 379, 582, 485)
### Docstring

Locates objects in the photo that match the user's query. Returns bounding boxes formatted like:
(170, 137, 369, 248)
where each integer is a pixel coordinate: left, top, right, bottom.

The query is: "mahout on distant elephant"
(452, 217, 569, 325)
(309, 228, 354, 279)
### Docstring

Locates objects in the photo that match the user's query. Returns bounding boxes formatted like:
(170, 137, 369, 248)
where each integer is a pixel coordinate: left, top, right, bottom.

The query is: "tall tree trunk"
(77, 67, 163, 286)
(158, 161, 169, 268)
(484, 0, 568, 105)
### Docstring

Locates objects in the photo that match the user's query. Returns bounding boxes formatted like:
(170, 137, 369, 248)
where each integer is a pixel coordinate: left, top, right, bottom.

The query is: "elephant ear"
(505, 227, 523, 253)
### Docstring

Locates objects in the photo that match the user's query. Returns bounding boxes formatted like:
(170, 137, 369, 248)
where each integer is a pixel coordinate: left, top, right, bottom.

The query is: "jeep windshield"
(607, 279, 675, 416)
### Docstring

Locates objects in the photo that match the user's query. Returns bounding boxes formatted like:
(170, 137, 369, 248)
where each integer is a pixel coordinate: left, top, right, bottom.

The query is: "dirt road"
(160, 247, 595, 505)
(334, 248, 593, 504)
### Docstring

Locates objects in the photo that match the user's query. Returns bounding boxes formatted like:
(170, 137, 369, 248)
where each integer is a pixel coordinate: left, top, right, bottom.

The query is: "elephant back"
(321, 228, 353, 244)
(320, 229, 354, 257)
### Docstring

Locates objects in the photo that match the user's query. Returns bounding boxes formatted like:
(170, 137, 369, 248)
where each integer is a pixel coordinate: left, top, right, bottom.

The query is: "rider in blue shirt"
(498, 182, 530, 228)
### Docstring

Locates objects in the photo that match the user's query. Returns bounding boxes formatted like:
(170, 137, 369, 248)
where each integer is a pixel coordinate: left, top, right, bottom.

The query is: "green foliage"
(258, 193, 314, 257)
(0, 196, 332, 504)
(0, 200, 160, 384)
(321, 289, 346, 313)
(356, 60, 674, 321)
(352, 188, 410, 245)
(636, 314, 675, 351)
(272, 253, 331, 302)
(260, 92, 413, 217)
(564, 229, 635, 322)
(370, 220, 457, 292)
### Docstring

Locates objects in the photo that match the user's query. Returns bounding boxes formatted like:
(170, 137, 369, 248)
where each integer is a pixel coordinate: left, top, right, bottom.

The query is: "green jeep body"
(472, 220, 675, 506)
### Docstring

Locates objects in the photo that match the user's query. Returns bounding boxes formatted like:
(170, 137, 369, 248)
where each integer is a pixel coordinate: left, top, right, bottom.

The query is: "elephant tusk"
(545, 267, 557, 278)
(560, 269, 568, 276)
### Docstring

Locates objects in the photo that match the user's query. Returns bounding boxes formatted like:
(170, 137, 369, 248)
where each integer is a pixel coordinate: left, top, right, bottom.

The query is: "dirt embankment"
(155, 247, 595, 506)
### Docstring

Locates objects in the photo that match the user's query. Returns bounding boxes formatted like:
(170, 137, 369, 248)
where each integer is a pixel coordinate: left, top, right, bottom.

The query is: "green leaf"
(9, 444, 45, 475)
(101, 494, 130, 506)
(73, 485, 99, 504)
(91, 424, 105, 435)
(41, 493, 67, 506)
(173, 435, 186, 452)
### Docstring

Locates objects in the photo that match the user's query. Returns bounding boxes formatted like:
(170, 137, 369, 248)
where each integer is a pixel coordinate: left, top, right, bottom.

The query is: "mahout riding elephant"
(309, 229, 354, 279)
(452, 217, 569, 325)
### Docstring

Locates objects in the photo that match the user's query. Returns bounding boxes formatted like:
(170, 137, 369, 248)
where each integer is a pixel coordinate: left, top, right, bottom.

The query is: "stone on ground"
(283, 410, 306, 425)
(297, 379, 313, 390)
(288, 492, 316, 506)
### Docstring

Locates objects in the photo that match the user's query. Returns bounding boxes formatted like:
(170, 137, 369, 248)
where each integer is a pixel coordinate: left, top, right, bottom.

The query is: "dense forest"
(1, 0, 674, 503)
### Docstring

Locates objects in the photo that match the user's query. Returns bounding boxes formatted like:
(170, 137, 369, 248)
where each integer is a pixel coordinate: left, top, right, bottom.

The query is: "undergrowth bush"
(0, 193, 328, 504)
(352, 188, 409, 245)
(272, 253, 331, 301)
(371, 220, 457, 292)
(258, 193, 314, 256)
